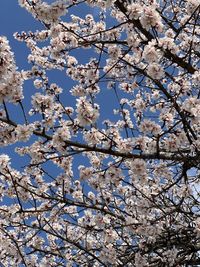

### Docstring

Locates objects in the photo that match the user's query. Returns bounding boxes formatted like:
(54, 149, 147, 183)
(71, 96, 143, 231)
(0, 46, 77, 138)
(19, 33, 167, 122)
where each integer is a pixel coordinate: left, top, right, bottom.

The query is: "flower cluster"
(76, 97, 99, 126)
(18, 0, 68, 24)
(127, 3, 163, 31)
(0, 37, 23, 103)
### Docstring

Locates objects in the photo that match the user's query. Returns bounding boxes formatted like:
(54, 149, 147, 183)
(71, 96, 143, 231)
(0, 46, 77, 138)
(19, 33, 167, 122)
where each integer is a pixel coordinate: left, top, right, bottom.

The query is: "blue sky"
(0, 1, 42, 66)
(0, 1, 117, 171)
(0, 2, 122, 215)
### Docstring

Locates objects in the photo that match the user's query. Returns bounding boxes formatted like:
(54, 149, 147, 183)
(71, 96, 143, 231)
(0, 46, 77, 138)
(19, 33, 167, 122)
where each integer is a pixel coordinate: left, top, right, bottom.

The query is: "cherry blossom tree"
(0, 0, 200, 266)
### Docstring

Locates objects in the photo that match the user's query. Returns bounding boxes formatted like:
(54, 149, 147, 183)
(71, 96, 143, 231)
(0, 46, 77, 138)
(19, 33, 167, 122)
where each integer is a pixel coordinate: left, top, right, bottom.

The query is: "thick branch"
(0, 117, 191, 163)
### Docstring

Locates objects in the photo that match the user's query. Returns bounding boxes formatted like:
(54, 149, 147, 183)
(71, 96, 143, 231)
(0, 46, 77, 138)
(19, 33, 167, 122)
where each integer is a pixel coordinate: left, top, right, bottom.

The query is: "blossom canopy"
(0, 0, 200, 266)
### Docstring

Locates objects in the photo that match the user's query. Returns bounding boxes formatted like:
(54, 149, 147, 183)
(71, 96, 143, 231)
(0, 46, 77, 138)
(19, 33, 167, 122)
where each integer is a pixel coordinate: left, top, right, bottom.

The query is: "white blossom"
(76, 97, 99, 126)
(147, 62, 164, 80)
